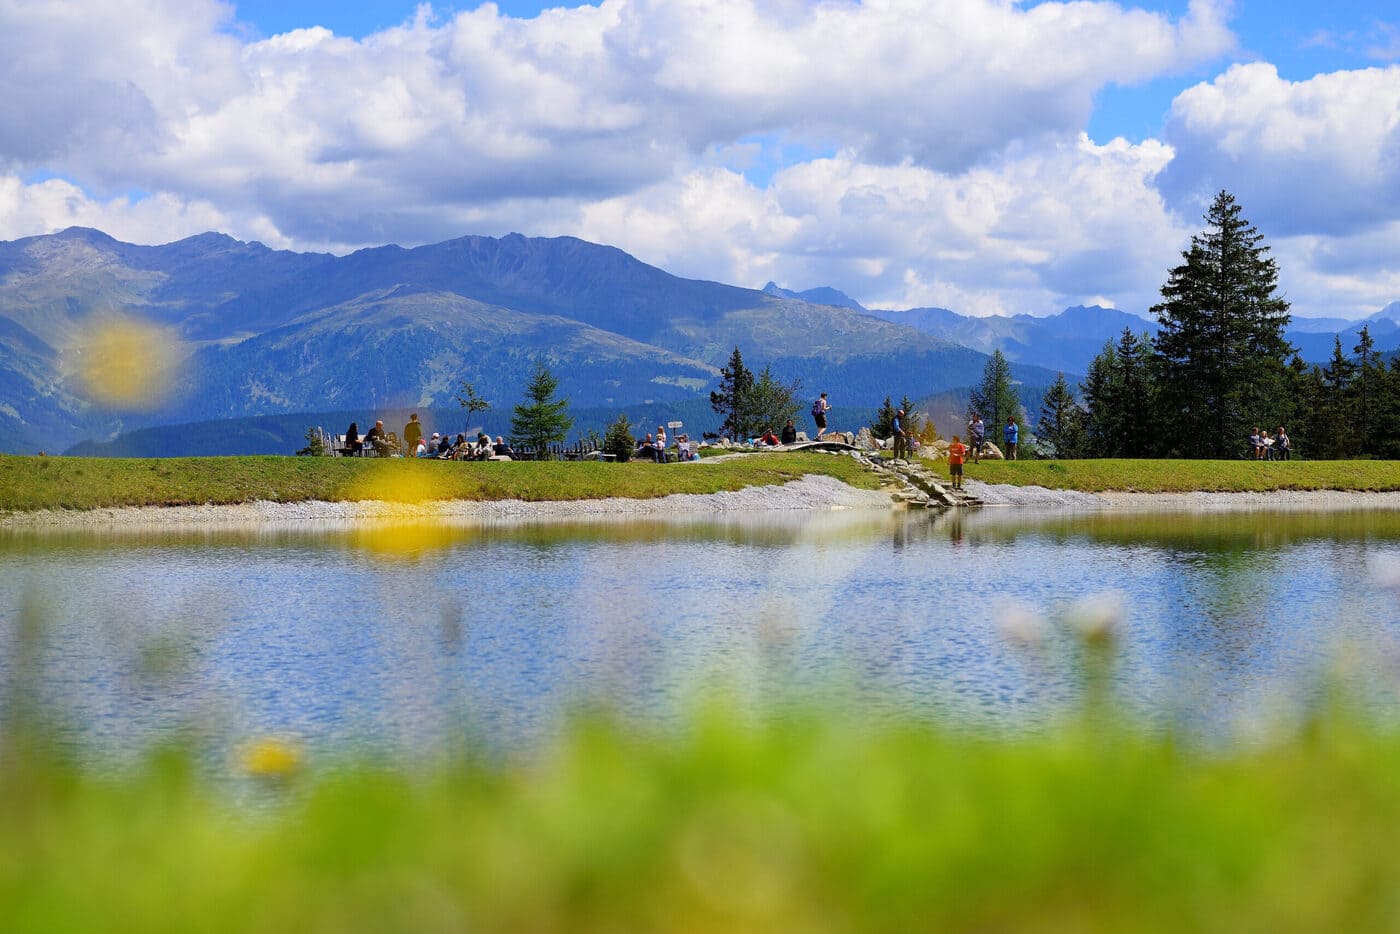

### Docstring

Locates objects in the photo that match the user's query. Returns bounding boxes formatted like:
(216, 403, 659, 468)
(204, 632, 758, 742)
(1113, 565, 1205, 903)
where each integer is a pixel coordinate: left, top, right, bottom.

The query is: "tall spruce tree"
(1037, 373, 1085, 458)
(872, 396, 898, 439)
(1150, 191, 1293, 457)
(1080, 342, 1117, 457)
(1115, 329, 1156, 456)
(510, 361, 573, 457)
(1354, 325, 1379, 454)
(710, 346, 755, 440)
(1319, 335, 1358, 457)
(969, 349, 1021, 445)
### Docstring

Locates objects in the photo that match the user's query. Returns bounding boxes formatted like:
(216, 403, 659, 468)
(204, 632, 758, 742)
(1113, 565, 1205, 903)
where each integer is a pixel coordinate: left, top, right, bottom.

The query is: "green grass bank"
(0, 453, 879, 513)
(950, 458, 1400, 493)
(4, 709, 1399, 932)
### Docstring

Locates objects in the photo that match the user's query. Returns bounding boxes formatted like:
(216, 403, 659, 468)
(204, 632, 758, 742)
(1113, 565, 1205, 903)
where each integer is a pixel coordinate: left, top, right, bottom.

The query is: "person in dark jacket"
(364, 420, 390, 456)
(345, 422, 363, 455)
(780, 420, 797, 445)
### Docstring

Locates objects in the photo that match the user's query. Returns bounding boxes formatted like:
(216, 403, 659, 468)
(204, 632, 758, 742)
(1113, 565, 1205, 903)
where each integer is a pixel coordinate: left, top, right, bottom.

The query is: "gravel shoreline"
(9, 474, 1400, 531)
(0, 474, 895, 530)
(966, 479, 1400, 511)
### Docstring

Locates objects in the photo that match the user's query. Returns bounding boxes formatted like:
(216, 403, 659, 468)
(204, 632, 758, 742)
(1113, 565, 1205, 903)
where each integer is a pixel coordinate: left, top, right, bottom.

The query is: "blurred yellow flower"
(73, 314, 181, 409)
(240, 736, 303, 778)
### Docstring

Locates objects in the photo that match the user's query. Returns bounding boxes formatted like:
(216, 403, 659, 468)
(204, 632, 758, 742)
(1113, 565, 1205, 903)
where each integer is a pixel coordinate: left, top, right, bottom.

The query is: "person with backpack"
(812, 392, 830, 439)
(969, 414, 985, 464)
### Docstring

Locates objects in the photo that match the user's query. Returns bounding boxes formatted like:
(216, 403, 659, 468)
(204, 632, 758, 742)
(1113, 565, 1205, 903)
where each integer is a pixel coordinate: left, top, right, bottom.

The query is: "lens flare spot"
(74, 315, 180, 409)
(240, 736, 302, 778)
(343, 465, 447, 507)
(351, 521, 460, 559)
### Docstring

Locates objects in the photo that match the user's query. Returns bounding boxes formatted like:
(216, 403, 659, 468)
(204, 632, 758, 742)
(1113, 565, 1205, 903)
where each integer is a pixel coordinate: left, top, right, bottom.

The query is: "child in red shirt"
(947, 435, 967, 490)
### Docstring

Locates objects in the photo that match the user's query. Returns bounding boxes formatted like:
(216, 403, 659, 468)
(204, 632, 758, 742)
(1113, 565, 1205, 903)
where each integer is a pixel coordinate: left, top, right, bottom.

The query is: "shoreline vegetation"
(7, 453, 1400, 518)
(956, 458, 1400, 493)
(0, 452, 880, 515)
(6, 703, 1400, 930)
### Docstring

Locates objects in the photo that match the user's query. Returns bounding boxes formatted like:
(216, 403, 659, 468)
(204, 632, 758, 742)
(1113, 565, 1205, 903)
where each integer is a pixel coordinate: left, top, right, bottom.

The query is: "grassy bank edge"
(0, 453, 882, 514)
(935, 457, 1400, 494)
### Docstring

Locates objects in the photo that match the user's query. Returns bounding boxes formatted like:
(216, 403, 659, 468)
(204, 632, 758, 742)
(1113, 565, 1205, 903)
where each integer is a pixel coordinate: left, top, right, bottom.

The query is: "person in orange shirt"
(947, 434, 967, 490)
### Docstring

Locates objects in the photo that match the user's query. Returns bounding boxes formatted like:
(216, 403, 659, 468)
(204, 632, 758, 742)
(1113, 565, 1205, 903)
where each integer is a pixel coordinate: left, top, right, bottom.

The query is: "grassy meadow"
(0, 452, 879, 513)
(950, 457, 1400, 493)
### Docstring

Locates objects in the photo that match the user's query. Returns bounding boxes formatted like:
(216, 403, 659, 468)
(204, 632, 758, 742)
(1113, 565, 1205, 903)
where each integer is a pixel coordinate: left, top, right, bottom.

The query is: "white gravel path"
(0, 473, 894, 530)
(966, 479, 1400, 511)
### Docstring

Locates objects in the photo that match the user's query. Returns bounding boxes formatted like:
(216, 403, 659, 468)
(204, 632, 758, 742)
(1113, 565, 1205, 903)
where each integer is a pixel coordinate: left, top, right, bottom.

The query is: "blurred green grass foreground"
(4, 701, 1400, 933)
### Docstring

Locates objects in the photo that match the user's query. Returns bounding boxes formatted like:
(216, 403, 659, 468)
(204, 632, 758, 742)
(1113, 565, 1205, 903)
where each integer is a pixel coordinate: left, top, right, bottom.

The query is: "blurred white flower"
(1065, 591, 1126, 645)
(995, 601, 1049, 650)
(1367, 553, 1400, 590)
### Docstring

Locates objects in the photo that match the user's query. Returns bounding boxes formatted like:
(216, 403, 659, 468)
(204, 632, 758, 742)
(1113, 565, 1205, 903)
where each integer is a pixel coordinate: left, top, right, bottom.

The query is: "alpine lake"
(4, 504, 1400, 766)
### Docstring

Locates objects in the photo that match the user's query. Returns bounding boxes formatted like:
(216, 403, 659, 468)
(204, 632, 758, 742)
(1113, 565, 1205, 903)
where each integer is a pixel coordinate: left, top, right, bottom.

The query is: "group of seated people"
(342, 420, 391, 456)
(637, 426, 700, 462)
(1250, 425, 1291, 460)
(412, 431, 513, 461)
(756, 420, 800, 447)
(342, 416, 512, 460)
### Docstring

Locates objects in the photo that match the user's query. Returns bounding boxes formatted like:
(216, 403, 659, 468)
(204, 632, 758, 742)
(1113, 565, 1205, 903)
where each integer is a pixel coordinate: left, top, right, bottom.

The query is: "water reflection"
(2, 507, 1400, 761)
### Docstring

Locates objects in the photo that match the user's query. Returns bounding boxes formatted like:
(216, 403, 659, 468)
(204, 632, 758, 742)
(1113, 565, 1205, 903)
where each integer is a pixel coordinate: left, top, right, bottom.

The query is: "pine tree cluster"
(1028, 191, 1393, 460)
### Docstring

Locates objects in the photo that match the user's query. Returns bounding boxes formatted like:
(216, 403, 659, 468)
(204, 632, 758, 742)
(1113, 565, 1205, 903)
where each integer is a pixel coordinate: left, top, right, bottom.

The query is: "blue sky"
(3, 0, 1399, 319)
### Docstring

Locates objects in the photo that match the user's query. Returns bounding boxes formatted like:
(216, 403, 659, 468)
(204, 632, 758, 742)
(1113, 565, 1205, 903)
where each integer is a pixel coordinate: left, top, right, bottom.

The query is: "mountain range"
(770, 283, 1400, 375)
(0, 228, 1033, 454)
(2, 227, 1396, 456)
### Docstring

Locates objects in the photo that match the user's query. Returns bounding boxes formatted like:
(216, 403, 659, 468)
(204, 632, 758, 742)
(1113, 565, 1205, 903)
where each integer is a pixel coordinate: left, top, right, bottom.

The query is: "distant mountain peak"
(1370, 301, 1400, 323)
(759, 281, 865, 311)
(52, 226, 118, 244)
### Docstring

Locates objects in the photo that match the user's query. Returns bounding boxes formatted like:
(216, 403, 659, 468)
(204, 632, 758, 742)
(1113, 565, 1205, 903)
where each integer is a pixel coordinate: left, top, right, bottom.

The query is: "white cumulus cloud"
(1160, 62, 1400, 238)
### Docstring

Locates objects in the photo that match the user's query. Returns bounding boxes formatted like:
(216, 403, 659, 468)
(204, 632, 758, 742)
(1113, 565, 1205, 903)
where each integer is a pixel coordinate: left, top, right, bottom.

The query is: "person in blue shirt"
(1003, 417, 1019, 460)
(892, 409, 908, 461)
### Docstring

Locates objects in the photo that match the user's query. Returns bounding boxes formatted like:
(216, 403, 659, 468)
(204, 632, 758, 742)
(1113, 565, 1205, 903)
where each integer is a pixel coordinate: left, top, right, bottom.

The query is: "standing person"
(403, 413, 423, 453)
(892, 409, 908, 461)
(812, 392, 830, 439)
(969, 414, 985, 464)
(947, 435, 967, 490)
(1003, 417, 1019, 461)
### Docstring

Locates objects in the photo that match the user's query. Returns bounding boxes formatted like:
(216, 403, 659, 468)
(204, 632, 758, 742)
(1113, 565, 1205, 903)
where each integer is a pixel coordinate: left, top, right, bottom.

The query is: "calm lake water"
(4, 506, 1400, 761)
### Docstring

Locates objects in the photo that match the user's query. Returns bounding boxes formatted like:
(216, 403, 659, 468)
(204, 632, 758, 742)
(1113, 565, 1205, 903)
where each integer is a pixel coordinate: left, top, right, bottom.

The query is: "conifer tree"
(969, 349, 1021, 444)
(1106, 329, 1154, 457)
(1319, 336, 1358, 457)
(1080, 342, 1117, 457)
(872, 396, 897, 439)
(1354, 325, 1379, 453)
(1037, 373, 1085, 459)
(510, 361, 573, 457)
(710, 346, 755, 439)
(1150, 191, 1293, 456)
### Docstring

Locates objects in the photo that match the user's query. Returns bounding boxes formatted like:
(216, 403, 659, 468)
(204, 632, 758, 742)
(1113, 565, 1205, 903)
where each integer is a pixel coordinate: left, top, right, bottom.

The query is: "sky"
(2, 1, 1399, 320)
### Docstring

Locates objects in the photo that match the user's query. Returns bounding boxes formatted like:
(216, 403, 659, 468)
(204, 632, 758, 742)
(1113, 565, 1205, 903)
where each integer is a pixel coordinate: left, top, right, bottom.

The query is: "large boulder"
(978, 442, 1005, 460)
(853, 427, 878, 451)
